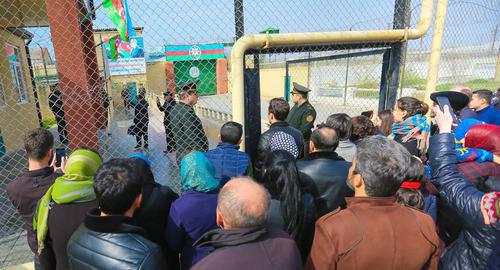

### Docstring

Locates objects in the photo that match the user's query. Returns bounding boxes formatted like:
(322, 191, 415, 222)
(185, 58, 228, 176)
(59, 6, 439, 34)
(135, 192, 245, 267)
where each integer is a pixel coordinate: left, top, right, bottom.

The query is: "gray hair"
(217, 177, 271, 228)
(354, 136, 411, 197)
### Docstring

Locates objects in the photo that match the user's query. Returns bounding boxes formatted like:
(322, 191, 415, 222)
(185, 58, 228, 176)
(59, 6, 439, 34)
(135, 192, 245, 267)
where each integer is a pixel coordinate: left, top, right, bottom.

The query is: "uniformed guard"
(286, 82, 317, 155)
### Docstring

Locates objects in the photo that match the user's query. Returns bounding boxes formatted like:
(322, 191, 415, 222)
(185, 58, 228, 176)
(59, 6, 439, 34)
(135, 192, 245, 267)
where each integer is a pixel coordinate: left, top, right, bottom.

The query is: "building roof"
(6, 27, 34, 40)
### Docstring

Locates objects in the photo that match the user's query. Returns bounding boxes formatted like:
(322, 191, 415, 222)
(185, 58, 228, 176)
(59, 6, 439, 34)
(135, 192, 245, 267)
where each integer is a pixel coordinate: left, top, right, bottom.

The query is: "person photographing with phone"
(6, 128, 66, 269)
(430, 91, 500, 165)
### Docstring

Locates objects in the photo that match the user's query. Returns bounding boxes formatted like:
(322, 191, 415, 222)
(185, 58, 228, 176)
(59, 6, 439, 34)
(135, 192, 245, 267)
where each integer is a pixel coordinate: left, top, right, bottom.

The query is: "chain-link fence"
(0, 0, 498, 267)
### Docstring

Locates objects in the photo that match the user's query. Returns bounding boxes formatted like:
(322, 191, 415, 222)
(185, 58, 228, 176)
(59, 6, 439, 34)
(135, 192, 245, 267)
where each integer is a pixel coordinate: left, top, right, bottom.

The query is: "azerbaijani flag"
(165, 44, 225, 61)
(102, 0, 135, 42)
(107, 35, 120, 61)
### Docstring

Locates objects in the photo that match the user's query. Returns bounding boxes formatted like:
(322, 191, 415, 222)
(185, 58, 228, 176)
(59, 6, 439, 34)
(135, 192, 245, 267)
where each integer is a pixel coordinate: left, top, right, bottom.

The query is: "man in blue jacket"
(468, 89, 500, 125)
(429, 104, 499, 270)
(205, 121, 252, 186)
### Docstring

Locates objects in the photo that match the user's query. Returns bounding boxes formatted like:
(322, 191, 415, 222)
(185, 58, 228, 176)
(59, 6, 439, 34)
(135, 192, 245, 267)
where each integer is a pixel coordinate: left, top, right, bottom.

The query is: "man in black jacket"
(128, 155, 179, 268)
(48, 86, 68, 145)
(67, 159, 167, 270)
(156, 91, 176, 153)
(192, 177, 302, 270)
(6, 128, 62, 270)
(134, 89, 149, 150)
(297, 126, 353, 217)
(254, 98, 303, 180)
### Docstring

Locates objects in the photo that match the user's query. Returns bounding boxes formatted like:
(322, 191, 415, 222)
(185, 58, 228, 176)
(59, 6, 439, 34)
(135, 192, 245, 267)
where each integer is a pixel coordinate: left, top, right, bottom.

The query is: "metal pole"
(234, 0, 244, 40)
(424, 0, 449, 106)
(230, 0, 435, 148)
(306, 51, 311, 88)
(343, 50, 350, 106)
(37, 43, 50, 85)
(25, 40, 43, 127)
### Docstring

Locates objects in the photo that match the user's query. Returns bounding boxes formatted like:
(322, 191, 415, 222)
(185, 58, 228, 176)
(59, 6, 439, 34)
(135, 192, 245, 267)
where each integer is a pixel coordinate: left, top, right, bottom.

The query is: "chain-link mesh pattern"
(0, 0, 498, 267)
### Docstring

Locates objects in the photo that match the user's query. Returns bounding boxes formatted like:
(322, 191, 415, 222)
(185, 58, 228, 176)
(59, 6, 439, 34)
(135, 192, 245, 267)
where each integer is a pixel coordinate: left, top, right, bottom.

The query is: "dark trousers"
(135, 124, 148, 147)
(164, 122, 176, 152)
(54, 114, 68, 145)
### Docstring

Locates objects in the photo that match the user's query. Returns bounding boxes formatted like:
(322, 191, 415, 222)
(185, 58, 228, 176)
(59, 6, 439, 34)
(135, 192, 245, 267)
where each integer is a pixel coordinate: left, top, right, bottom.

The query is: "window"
(5, 43, 29, 103)
(0, 75, 6, 107)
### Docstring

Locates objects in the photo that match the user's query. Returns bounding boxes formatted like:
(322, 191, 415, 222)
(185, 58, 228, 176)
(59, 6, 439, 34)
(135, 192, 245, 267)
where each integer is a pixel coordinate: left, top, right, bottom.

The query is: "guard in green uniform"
(286, 82, 317, 155)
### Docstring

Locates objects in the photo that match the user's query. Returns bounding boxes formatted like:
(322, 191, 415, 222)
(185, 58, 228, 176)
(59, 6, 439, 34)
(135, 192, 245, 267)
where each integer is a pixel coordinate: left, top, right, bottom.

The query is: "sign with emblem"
(189, 66, 200, 78)
(165, 44, 225, 61)
(189, 45, 202, 60)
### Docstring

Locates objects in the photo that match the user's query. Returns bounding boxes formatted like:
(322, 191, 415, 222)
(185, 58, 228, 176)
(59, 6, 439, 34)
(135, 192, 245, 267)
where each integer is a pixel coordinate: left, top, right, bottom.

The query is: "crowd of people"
(5, 84, 500, 270)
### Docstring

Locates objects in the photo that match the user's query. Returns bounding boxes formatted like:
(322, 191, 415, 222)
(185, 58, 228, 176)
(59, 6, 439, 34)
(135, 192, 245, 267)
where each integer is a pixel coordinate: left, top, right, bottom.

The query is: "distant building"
(0, 28, 40, 156)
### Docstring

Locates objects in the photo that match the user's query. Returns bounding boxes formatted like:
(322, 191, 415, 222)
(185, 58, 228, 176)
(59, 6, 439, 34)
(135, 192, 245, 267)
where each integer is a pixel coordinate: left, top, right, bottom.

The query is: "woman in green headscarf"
(166, 151, 220, 269)
(34, 148, 102, 269)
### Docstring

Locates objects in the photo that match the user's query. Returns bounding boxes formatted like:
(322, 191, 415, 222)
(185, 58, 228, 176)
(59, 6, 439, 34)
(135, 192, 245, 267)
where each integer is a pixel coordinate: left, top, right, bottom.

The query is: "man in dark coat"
(429, 104, 500, 270)
(128, 155, 179, 269)
(297, 126, 353, 217)
(67, 159, 167, 270)
(169, 81, 208, 162)
(156, 91, 176, 153)
(192, 177, 302, 270)
(48, 85, 68, 145)
(255, 98, 303, 180)
(134, 88, 149, 149)
(6, 128, 62, 270)
(286, 82, 316, 155)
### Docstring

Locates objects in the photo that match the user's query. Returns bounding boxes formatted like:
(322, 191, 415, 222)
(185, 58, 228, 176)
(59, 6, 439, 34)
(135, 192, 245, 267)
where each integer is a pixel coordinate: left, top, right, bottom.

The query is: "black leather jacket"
(67, 208, 167, 270)
(254, 121, 304, 180)
(297, 151, 354, 217)
(429, 133, 499, 270)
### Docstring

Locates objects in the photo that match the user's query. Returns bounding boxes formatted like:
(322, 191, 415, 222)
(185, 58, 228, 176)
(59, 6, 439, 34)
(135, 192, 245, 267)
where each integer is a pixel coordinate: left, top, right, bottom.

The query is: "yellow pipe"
(424, 0, 448, 106)
(231, 0, 436, 149)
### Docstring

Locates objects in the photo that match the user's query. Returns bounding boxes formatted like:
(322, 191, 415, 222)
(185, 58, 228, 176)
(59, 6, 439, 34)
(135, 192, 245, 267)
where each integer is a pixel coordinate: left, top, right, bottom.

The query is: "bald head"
(450, 85, 473, 98)
(310, 126, 339, 152)
(217, 177, 270, 229)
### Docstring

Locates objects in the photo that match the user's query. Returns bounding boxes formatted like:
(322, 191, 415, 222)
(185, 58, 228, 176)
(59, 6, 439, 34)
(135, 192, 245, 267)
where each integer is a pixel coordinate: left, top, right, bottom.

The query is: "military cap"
(430, 91, 469, 111)
(181, 79, 199, 92)
(292, 82, 311, 94)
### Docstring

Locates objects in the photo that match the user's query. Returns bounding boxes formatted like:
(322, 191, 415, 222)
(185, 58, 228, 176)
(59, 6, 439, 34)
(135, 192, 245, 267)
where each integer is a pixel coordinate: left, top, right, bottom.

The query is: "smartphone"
(435, 96, 458, 124)
(55, 148, 66, 167)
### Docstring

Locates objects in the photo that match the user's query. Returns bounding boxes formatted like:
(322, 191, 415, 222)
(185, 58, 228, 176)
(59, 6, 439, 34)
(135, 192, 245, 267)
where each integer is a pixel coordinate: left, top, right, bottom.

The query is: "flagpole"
(79, 2, 104, 24)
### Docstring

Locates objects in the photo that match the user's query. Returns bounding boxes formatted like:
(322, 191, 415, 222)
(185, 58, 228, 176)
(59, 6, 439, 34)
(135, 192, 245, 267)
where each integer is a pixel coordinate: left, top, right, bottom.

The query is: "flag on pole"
(102, 0, 135, 42)
(107, 35, 120, 61)
(123, 0, 137, 37)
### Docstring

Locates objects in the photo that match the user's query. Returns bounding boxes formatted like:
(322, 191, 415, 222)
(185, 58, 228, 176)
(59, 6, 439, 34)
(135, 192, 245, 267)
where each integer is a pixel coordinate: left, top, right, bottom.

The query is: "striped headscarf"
(390, 114, 430, 153)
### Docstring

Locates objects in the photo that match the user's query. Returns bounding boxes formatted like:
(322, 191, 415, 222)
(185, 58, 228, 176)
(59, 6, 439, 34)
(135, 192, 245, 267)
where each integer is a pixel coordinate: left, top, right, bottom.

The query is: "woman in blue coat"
(165, 151, 219, 269)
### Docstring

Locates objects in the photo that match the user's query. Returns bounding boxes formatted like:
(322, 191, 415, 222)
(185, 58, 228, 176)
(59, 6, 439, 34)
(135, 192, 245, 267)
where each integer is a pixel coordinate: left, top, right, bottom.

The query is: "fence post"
(379, 0, 411, 110)
(234, 0, 245, 40)
(244, 54, 261, 161)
